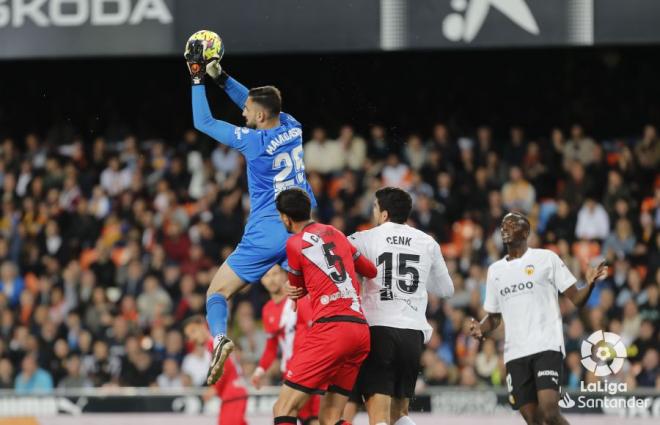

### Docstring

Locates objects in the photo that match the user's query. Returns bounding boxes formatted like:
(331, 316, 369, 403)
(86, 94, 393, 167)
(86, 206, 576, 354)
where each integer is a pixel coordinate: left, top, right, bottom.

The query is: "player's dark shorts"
(284, 316, 370, 396)
(351, 326, 424, 402)
(505, 350, 562, 410)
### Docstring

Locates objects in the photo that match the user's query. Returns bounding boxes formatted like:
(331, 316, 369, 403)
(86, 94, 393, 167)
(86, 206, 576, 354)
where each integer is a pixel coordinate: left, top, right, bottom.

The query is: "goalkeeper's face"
(243, 97, 265, 129)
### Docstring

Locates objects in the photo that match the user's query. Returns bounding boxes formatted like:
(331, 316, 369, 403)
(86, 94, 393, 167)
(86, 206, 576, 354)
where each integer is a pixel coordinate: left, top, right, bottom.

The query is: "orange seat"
(636, 265, 648, 282)
(79, 248, 98, 270)
(641, 197, 655, 213)
(355, 222, 374, 232)
(606, 152, 620, 167)
(572, 241, 601, 270)
(111, 247, 127, 266)
(544, 244, 560, 255)
(440, 242, 459, 259)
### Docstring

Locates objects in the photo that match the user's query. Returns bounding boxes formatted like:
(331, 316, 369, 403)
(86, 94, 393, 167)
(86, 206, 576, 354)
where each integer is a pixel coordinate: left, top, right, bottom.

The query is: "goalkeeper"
(185, 34, 316, 385)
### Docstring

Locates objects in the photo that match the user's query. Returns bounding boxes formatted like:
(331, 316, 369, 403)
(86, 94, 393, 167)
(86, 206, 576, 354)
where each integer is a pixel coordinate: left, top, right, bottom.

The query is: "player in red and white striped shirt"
(253, 265, 319, 425)
(271, 188, 377, 425)
(183, 315, 248, 425)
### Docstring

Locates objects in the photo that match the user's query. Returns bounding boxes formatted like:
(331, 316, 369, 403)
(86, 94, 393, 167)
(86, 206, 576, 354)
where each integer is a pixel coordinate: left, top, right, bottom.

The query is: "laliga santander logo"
(580, 330, 627, 376)
(559, 331, 650, 411)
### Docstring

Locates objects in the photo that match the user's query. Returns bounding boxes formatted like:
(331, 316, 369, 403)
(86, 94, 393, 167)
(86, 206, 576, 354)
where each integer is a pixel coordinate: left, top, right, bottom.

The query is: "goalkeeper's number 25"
(273, 145, 304, 195)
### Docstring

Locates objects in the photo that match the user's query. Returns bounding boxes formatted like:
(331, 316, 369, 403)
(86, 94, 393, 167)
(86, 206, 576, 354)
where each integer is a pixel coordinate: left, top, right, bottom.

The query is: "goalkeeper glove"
(184, 39, 206, 85)
(206, 60, 229, 89)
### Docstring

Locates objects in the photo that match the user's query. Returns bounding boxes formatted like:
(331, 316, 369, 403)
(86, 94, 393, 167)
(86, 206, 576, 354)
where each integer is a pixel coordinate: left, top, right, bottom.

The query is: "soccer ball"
(185, 30, 224, 62)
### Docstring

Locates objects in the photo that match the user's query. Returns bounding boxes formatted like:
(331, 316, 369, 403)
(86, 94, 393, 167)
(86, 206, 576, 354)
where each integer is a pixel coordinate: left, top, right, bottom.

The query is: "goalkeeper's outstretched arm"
(191, 85, 259, 159)
(207, 62, 249, 110)
(224, 76, 249, 109)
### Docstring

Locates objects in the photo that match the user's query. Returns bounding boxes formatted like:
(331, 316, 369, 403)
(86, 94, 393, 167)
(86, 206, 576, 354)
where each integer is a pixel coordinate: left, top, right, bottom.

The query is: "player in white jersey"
(470, 212, 607, 425)
(345, 187, 455, 425)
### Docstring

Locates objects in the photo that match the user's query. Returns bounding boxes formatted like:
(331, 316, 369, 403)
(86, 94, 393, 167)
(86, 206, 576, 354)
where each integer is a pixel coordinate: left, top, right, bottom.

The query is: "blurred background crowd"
(0, 114, 658, 394)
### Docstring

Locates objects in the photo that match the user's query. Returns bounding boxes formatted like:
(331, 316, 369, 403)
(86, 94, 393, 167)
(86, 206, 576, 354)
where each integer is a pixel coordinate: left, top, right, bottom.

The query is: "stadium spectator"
(0, 261, 24, 307)
(100, 156, 131, 197)
(503, 126, 526, 166)
(338, 124, 367, 171)
(474, 339, 499, 384)
(157, 358, 184, 388)
(544, 200, 575, 244)
(403, 134, 427, 171)
(603, 170, 633, 213)
(602, 218, 636, 258)
(0, 358, 14, 389)
(83, 340, 120, 387)
(58, 354, 93, 389)
(575, 198, 610, 241)
(181, 341, 211, 387)
(634, 125, 660, 188)
(121, 350, 160, 387)
(563, 124, 597, 168)
(304, 127, 344, 175)
(234, 301, 266, 371)
(501, 166, 536, 214)
(427, 123, 456, 164)
(15, 353, 53, 394)
(137, 275, 173, 326)
(635, 349, 659, 388)
(382, 153, 411, 189)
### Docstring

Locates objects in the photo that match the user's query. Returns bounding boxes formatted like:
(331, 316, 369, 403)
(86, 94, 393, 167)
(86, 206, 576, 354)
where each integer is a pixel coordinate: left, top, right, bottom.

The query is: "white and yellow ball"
(185, 30, 224, 62)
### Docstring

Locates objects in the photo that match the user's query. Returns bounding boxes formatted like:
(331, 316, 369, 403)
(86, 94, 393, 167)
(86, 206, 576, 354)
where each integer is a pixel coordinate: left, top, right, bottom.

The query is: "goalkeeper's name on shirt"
(266, 127, 303, 155)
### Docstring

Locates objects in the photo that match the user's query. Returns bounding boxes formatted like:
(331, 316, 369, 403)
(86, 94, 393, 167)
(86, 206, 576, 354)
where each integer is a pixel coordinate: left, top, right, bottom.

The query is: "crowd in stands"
(0, 121, 658, 394)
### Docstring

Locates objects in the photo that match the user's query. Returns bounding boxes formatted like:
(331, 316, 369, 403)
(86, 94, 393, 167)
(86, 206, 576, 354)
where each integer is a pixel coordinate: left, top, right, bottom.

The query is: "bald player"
(470, 212, 607, 425)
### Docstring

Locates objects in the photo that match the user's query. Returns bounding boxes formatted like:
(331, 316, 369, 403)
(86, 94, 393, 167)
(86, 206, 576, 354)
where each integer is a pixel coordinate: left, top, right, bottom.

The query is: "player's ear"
(381, 209, 389, 223)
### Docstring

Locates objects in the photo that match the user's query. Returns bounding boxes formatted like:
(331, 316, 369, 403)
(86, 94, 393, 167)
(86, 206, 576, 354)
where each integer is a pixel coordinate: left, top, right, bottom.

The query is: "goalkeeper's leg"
(206, 262, 245, 385)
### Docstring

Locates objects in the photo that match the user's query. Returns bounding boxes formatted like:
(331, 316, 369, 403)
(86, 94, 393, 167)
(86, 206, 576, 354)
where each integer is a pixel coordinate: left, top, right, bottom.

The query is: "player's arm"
(470, 314, 502, 341)
(471, 266, 501, 341)
(206, 61, 250, 110)
(563, 261, 607, 307)
(348, 239, 377, 278)
(252, 333, 278, 389)
(428, 243, 455, 298)
(191, 85, 261, 158)
(285, 238, 307, 295)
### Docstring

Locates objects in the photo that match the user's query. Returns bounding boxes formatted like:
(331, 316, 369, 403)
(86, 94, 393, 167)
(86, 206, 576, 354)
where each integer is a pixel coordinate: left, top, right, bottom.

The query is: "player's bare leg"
(519, 403, 541, 425)
(342, 401, 359, 423)
(537, 389, 570, 425)
(319, 391, 352, 425)
(364, 393, 391, 425)
(390, 397, 415, 424)
(273, 384, 310, 424)
(206, 262, 246, 385)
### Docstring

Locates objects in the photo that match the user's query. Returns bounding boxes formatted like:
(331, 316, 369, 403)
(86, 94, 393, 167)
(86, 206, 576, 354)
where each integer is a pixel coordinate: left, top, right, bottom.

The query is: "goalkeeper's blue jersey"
(191, 82, 316, 221)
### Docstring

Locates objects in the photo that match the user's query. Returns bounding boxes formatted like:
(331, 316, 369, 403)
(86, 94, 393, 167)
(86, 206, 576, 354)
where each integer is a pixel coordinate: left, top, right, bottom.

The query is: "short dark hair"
(375, 187, 412, 224)
(504, 211, 530, 231)
(248, 86, 282, 117)
(276, 188, 311, 222)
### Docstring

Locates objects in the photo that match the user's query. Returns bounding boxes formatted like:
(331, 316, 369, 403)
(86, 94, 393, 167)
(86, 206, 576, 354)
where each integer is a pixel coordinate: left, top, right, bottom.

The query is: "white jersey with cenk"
(483, 248, 577, 363)
(349, 221, 454, 342)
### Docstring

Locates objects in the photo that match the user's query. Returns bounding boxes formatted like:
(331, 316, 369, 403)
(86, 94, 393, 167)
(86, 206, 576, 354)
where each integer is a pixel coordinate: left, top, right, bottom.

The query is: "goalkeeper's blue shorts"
(226, 216, 290, 283)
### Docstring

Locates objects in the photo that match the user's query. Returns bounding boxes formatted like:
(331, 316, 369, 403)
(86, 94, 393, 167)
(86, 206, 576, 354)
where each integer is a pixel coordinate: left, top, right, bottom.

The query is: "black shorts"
(505, 350, 562, 410)
(350, 326, 424, 403)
